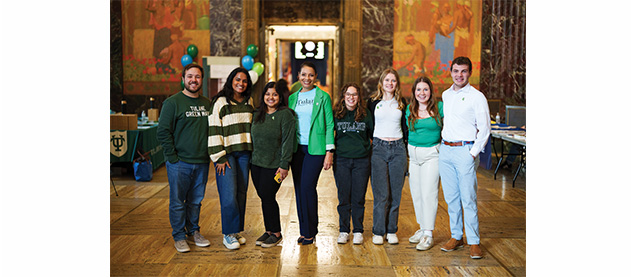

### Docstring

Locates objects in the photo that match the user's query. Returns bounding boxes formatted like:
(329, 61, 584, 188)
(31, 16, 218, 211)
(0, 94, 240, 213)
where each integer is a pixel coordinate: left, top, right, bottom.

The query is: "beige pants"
(407, 144, 440, 230)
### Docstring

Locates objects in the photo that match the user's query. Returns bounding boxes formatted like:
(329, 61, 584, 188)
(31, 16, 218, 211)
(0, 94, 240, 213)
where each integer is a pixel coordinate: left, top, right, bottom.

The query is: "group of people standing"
(156, 56, 490, 260)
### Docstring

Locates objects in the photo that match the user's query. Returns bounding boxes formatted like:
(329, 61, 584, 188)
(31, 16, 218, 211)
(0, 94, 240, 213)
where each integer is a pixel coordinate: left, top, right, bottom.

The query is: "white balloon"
(249, 70, 258, 84)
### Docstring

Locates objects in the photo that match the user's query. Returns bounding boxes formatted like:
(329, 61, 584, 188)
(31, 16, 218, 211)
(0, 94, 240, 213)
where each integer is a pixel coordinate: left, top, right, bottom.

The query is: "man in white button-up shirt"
(438, 57, 490, 259)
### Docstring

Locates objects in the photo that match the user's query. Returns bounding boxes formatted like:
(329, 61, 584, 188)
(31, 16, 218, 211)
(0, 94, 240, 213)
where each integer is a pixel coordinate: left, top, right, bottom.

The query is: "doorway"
(265, 25, 339, 99)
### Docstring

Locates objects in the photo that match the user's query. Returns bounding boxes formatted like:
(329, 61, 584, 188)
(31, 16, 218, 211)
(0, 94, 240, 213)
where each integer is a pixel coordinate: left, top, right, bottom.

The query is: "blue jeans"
(215, 151, 251, 235)
(291, 145, 324, 238)
(333, 156, 370, 233)
(370, 138, 407, 236)
(439, 142, 480, 245)
(166, 160, 210, 241)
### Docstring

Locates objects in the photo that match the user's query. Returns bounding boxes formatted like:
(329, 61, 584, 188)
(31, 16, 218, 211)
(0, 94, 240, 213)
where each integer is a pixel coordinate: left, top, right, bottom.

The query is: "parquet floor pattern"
(111, 162, 525, 276)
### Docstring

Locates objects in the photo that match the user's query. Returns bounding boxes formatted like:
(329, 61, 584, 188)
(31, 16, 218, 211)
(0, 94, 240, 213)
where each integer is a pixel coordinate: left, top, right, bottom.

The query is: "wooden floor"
(111, 160, 525, 276)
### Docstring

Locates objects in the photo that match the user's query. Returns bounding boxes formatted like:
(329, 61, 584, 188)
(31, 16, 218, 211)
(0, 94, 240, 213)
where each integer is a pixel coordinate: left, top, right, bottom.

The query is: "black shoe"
(302, 236, 315, 245)
(256, 233, 270, 246)
(261, 234, 283, 248)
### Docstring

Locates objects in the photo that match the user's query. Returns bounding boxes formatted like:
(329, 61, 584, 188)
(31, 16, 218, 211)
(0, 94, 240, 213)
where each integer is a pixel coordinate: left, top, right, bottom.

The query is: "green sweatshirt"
(251, 108, 296, 169)
(334, 109, 374, 158)
(157, 91, 212, 164)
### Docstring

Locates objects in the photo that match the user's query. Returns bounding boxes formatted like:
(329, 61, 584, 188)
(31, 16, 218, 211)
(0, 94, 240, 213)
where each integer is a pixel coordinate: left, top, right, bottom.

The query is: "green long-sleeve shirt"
(156, 91, 212, 164)
(251, 108, 296, 169)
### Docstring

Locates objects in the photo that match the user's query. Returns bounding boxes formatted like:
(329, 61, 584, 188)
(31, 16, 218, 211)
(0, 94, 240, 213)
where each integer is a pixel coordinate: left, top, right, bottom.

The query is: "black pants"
(251, 164, 282, 232)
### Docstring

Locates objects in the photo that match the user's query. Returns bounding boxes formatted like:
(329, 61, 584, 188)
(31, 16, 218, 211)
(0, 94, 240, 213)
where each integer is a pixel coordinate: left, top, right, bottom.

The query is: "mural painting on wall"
(122, 0, 210, 95)
(394, 0, 481, 97)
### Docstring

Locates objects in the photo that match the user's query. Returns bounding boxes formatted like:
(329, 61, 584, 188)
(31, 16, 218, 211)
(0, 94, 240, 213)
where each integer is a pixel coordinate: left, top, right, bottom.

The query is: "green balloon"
(246, 44, 259, 58)
(181, 79, 185, 89)
(252, 62, 264, 76)
(187, 44, 199, 58)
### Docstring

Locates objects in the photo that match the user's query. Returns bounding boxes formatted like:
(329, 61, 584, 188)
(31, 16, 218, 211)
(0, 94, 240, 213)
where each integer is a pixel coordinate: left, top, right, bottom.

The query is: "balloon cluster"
(180, 44, 199, 89)
(241, 44, 264, 84)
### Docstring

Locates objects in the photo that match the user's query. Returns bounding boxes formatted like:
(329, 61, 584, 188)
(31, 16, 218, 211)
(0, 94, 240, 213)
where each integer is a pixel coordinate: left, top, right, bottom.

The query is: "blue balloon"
(241, 55, 254, 70)
(181, 54, 193, 67)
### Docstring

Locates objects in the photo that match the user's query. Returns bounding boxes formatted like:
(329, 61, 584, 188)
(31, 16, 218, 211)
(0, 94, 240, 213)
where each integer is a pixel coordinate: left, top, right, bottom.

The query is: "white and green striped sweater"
(207, 96, 254, 163)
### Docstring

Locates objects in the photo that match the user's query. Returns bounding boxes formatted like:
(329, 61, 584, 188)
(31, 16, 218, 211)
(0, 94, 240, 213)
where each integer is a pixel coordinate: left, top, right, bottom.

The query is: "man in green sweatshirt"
(157, 63, 212, 253)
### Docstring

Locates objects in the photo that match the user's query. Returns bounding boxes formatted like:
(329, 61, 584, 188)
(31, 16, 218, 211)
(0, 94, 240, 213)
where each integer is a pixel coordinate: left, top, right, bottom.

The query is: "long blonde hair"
(371, 68, 405, 110)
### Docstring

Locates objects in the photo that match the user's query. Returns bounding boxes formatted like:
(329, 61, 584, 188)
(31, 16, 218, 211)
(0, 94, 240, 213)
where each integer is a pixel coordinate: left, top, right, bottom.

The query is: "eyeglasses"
(345, 93, 358, 97)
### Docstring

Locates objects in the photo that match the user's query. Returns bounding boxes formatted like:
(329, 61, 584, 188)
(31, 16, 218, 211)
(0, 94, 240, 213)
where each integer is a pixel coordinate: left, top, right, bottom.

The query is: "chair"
(506, 105, 526, 127)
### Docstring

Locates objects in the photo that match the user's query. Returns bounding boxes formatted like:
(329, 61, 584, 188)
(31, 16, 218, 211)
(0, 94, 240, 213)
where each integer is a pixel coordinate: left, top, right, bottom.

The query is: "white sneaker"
(352, 233, 363, 245)
(416, 235, 434, 251)
(223, 234, 240, 250)
(372, 235, 384, 245)
(235, 233, 246, 245)
(409, 229, 423, 243)
(337, 232, 349, 244)
(386, 233, 399, 244)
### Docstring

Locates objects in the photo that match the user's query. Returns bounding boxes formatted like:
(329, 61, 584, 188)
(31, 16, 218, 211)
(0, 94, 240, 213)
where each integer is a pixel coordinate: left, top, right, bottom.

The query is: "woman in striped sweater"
(208, 67, 254, 250)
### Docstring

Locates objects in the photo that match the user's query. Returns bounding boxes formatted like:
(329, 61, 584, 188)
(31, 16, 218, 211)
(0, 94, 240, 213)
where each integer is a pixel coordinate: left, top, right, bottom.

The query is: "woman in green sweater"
(405, 76, 443, 251)
(251, 81, 296, 248)
(332, 83, 373, 245)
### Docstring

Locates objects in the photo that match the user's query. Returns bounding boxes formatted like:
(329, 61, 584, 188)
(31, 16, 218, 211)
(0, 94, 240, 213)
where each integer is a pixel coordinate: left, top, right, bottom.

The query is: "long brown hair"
(408, 76, 441, 131)
(370, 68, 406, 110)
(334, 83, 367, 121)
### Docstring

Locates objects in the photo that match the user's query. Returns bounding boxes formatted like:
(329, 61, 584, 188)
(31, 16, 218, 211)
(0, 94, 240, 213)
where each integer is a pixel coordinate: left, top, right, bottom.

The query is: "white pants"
(407, 144, 440, 230)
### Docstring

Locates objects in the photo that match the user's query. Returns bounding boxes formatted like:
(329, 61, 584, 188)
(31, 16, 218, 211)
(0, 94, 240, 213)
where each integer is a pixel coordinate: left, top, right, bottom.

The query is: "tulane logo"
(110, 130, 128, 157)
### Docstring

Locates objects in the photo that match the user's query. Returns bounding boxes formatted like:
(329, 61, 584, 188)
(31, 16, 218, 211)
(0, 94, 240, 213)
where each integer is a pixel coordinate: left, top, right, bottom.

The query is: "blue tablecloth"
(492, 123, 526, 131)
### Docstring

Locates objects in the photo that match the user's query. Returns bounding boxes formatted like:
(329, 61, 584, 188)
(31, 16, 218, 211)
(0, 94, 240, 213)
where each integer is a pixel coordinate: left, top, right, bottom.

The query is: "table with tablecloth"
(490, 123, 526, 186)
(110, 124, 165, 171)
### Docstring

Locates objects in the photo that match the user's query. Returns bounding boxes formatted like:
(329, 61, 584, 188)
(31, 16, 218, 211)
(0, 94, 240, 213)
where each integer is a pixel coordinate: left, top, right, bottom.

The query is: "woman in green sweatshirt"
(332, 83, 373, 245)
(251, 81, 296, 248)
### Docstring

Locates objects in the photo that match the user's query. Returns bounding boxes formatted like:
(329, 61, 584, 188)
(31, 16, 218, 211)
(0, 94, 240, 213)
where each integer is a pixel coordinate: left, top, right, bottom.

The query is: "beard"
(184, 81, 201, 94)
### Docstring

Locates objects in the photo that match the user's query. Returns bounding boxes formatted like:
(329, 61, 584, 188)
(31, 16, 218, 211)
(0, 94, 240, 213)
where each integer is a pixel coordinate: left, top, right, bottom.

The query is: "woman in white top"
(367, 68, 408, 245)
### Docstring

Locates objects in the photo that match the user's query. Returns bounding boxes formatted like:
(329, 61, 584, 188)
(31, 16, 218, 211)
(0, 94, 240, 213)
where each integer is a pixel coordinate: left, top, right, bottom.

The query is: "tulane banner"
(110, 130, 128, 158)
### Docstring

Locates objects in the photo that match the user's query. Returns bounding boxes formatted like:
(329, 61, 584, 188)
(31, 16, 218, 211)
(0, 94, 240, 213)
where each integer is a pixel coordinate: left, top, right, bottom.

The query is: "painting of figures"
(394, 0, 482, 96)
(122, 0, 210, 95)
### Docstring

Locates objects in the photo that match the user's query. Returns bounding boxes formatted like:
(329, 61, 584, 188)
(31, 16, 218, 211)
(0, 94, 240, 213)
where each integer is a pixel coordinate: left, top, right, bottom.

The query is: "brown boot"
(440, 238, 464, 252)
(470, 244, 483, 259)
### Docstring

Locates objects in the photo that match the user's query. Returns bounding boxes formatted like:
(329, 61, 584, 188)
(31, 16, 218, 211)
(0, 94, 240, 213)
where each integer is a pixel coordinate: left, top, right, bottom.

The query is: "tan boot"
(440, 238, 464, 252)
(470, 244, 483, 259)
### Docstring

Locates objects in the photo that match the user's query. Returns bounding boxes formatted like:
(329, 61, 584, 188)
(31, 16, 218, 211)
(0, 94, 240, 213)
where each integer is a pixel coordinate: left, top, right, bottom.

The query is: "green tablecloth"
(110, 124, 165, 171)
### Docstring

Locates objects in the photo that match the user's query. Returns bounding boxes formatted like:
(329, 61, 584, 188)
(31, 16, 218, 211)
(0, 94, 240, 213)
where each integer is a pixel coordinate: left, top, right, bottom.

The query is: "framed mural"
(394, 0, 482, 97)
(122, 0, 210, 95)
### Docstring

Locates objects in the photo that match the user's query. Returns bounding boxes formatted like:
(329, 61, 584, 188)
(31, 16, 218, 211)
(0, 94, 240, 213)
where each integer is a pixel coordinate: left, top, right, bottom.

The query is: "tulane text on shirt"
(336, 121, 366, 132)
(296, 98, 314, 107)
(186, 106, 209, 117)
